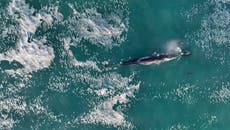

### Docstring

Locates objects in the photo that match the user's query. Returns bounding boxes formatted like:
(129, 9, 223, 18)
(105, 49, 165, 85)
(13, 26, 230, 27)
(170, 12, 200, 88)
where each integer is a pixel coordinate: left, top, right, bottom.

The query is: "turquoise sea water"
(0, 0, 229, 129)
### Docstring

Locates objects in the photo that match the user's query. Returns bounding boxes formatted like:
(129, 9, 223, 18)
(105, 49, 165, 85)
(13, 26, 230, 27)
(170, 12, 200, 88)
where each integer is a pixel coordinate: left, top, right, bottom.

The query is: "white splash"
(165, 40, 182, 55)
(0, 0, 57, 74)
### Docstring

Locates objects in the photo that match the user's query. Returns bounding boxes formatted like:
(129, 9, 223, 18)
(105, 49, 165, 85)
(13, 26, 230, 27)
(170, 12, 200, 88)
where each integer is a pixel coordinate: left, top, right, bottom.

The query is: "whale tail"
(104, 62, 121, 68)
(104, 58, 140, 68)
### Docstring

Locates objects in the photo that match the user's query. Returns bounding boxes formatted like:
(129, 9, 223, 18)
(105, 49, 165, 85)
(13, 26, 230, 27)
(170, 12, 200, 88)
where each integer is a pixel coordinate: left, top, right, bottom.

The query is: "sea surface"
(0, 0, 229, 129)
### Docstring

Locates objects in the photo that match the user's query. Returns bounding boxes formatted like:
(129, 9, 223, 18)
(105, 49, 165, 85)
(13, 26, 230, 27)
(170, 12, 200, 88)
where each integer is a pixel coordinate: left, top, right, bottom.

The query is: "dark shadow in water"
(0, 60, 24, 70)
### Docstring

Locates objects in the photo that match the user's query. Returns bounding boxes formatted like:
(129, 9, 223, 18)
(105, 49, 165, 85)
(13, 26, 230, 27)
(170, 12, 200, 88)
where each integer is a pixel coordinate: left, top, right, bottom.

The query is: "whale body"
(121, 53, 179, 66)
(105, 50, 190, 68)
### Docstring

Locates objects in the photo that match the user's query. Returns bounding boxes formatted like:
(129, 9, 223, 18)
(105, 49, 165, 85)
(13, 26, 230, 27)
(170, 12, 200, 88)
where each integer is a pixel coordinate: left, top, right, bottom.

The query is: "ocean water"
(0, 0, 229, 129)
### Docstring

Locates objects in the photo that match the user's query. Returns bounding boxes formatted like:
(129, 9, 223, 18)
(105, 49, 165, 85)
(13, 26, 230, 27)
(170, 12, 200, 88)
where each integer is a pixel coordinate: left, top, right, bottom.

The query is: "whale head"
(181, 50, 191, 56)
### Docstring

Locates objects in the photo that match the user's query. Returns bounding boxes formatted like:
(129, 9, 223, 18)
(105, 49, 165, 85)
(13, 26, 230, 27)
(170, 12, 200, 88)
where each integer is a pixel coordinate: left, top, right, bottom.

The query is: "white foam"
(78, 73, 140, 128)
(174, 84, 197, 104)
(0, 96, 26, 129)
(0, 8, 16, 39)
(200, 2, 230, 45)
(0, 97, 27, 115)
(0, 115, 15, 130)
(0, 0, 57, 74)
(48, 71, 72, 93)
(67, 6, 128, 48)
(169, 123, 189, 130)
(0, 1, 61, 126)
(153, 83, 197, 104)
(62, 38, 101, 71)
(0, 95, 59, 129)
(210, 82, 230, 103)
(47, 70, 140, 128)
(0, 1, 136, 129)
(80, 95, 129, 127)
(168, 114, 217, 129)
(185, 0, 230, 65)
(212, 0, 230, 3)
(29, 96, 58, 121)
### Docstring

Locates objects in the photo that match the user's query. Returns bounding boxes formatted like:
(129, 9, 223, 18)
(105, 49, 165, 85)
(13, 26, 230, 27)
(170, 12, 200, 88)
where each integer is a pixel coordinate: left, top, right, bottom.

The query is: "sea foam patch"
(0, 1, 60, 127)
(0, 93, 59, 129)
(76, 73, 140, 128)
(210, 82, 230, 103)
(0, 0, 137, 129)
(67, 4, 128, 48)
(0, 5, 19, 53)
(62, 38, 101, 71)
(0, 0, 57, 74)
(59, 3, 136, 128)
(185, 0, 230, 65)
(46, 63, 140, 128)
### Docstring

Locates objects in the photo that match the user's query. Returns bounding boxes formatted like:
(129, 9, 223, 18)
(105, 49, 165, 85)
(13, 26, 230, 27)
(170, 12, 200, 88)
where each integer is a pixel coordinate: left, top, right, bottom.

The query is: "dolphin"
(105, 50, 191, 67)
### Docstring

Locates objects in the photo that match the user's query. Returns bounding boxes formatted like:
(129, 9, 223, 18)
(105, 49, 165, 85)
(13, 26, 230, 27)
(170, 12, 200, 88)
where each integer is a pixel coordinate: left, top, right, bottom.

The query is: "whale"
(121, 50, 190, 66)
(105, 50, 190, 67)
